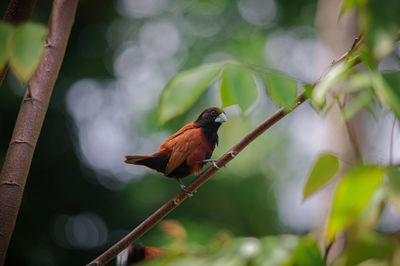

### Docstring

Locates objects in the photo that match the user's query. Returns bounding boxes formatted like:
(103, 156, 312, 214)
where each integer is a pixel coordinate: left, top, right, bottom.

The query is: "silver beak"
(215, 112, 227, 123)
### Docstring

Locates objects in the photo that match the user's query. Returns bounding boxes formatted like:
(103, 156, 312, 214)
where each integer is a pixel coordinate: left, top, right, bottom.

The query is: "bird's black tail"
(125, 154, 167, 174)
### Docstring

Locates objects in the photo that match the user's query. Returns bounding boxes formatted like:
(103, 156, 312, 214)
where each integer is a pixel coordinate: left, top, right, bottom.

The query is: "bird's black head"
(194, 107, 227, 128)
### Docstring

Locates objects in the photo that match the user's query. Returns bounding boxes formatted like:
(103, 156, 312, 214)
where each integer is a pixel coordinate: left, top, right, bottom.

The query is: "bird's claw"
(202, 159, 225, 169)
(211, 160, 220, 169)
(178, 179, 195, 197)
(182, 188, 194, 197)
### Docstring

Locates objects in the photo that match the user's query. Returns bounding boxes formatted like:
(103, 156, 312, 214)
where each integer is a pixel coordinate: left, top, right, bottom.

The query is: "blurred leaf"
(327, 165, 384, 242)
(387, 166, 400, 209)
(254, 235, 299, 266)
(160, 220, 187, 240)
(304, 154, 339, 200)
(344, 231, 395, 266)
(312, 61, 351, 108)
(387, 166, 400, 194)
(9, 22, 47, 84)
(359, 47, 375, 70)
(158, 63, 224, 123)
(220, 64, 258, 111)
(0, 23, 14, 69)
(343, 72, 373, 95)
(265, 73, 297, 112)
(340, 91, 373, 122)
(340, 0, 366, 14)
(357, 186, 386, 230)
(363, 104, 376, 121)
(288, 235, 325, 266)
(372, 71, 400, 120)
(304, 84, 314, 99)
(361, 0, 400, 59)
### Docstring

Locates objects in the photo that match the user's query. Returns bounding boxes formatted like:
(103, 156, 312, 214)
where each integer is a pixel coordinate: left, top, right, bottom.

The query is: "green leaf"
(340, 0, 366, 15)
(288, 235, 325, 266)
(372, 71, 400, 120)
(9, 22, 47, 84)
(220, 64, 258, 111)
(363, 104, 376, 121)
(345, 231, 395, 266)
(158, 63, 224, 123)
(0, 23, 14, 69)
(304, 84, 313, 99)
(312, 61, 351, 108)
(343, 72, 373, 95)
(265, 73, 297, 112)
(327, 165, 384, 242)
(340, 91, 373, 122)
(303, 154, 339, 200)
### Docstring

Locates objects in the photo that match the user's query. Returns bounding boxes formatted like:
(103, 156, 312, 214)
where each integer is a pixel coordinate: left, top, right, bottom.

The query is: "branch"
(337, 97, 363, 161)
(0, 0, 38, 88)
(87, 36, 365, 266)
(0, 0, 78, 264)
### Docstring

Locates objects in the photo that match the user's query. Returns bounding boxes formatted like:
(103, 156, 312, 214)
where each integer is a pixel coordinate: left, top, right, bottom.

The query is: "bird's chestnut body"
(125, 107, 227, 179)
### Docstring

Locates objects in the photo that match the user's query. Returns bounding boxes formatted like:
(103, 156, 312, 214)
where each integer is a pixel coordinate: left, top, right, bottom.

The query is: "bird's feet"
(177, 179, 195, 197)
(202, 159, 224, 169)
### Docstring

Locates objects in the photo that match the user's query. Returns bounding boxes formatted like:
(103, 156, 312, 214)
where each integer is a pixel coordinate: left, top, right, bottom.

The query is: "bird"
(125, 107, 227, 191)
(117, 243, 167, 265)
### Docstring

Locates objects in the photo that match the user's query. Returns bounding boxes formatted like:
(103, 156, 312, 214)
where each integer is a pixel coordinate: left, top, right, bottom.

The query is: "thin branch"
(0, 0, 79, 264)
(337, 97, 363, 161)
(390, 115, 397, 165)
(0, 0, 38, 88)
(86, 96, 305, 266)
(87, 36, 365, 266)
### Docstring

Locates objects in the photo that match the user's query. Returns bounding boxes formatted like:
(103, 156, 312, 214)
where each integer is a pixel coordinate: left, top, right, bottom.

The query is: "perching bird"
(117, 243, 167, 265)
(125, 107, 227, 190)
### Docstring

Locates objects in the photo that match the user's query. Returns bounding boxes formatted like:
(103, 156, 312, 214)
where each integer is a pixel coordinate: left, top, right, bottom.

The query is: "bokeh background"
(1, 0, 400, 265)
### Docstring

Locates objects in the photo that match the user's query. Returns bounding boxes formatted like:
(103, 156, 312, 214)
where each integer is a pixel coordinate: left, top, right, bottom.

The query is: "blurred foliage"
(326, 165, 384, 243)
(220, 63, 258, 112)
(0, 22, 47, 83)
(264, 73, 298, 112)
(303, 154, 339, 200)
(159, 63, 224, 123)
(1, 0, 400, 265)
(132, 220, 324, 266)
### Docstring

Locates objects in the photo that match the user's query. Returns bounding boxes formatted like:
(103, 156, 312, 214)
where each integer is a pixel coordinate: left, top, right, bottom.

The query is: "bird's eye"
(211, 111, 216, 116)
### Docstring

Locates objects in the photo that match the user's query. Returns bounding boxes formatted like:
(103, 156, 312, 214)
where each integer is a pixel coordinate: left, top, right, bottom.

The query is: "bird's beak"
(215, 112, 227, 123)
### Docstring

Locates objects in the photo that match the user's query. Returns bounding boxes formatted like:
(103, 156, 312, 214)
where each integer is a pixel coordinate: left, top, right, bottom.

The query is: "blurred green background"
(1, 0, 400, 265)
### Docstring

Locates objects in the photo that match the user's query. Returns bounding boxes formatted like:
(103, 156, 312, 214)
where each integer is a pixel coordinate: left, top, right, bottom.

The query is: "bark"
(0, 0, 79, 264)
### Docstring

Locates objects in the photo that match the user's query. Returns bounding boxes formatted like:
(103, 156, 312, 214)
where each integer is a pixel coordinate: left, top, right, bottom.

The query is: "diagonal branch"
(87, 36, 365, 266)
(0, 0, 38, 88)
(0, 0, 79, 264)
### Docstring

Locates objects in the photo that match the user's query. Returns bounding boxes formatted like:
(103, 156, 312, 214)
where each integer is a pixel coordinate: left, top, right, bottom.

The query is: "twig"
(0, 0, 78, 264)
(87, 35, 365, 266)
(337, 97, 363, 161)
(0, 0, 38, 88)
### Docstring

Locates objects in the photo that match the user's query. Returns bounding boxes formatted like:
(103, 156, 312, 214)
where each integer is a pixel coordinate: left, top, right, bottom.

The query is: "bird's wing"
(164, 125, 203, 175)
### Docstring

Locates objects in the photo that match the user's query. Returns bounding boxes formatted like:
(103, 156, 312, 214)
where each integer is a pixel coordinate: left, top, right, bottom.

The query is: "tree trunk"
(0, 0, 79, 264)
